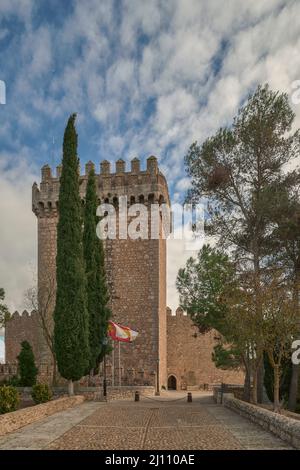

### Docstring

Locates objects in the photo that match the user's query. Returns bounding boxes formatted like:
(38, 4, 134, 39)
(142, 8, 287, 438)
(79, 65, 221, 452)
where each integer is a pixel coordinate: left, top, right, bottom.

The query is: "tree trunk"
(288, 268, 300, 411)
(257, 359, 264, 403)
(243, 362, 251, 402)
(253, 250, 263, 403)
(251, 367, 258, 404)
(273, 365, 280, 412)
(288, 363, 299, 411)
(68, 380, 74, 396)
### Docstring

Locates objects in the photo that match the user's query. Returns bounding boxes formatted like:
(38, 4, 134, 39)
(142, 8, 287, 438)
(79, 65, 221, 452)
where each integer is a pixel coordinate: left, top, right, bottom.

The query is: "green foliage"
(176, 244, 234, 333)
(17, 341, 38, 387)
(83, 169, 111, 373)
(212, 343, 242, 369)
(31, 383, 52, 404)
(0, 376, 20, 386)
(0, 385, 20, 414)
(185, 84, 299, 262)
(183, 84, 300, 404)
(0, 288, 10, 327)
(54, 114, 90, 382)
(8, 375, 20, 387)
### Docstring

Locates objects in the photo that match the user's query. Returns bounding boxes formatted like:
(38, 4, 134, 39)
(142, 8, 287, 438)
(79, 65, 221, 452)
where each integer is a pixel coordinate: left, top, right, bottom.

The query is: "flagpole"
(102, 337, 108, 400)
(118, 341, 121, 386)
(112, 346, 115, 387)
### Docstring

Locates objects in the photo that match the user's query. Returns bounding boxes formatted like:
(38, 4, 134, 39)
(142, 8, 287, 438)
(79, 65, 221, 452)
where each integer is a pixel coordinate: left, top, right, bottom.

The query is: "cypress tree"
(95, 202, 111, 368)
(54, 114, 89, 395)
(17, 341, 38, 387)
(83, 167, 110, 373)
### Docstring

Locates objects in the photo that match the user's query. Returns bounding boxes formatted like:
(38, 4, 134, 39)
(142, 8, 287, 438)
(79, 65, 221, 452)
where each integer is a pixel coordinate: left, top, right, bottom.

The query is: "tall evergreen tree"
(54, 114, 89, 395)
(83, 167, 110, 374)
(17, 341, 38, 387)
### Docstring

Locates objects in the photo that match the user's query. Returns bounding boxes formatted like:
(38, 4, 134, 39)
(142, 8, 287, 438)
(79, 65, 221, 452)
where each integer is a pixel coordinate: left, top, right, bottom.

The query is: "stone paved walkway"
(0, 392, 293, 450)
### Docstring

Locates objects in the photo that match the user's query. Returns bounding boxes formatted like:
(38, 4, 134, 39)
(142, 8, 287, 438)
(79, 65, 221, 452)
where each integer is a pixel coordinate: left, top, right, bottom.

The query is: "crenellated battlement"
(166, 306, 187, 317)
(32, 156, 170, 217)
(9, 310, 38, 319)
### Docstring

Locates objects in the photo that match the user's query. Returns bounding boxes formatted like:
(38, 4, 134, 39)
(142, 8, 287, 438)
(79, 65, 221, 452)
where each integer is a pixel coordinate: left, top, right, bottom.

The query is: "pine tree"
(17, 341, 38, 387)
(83, 167, 110, 373)
(54, 114, 89, 395)
(184, 84, 300, 402)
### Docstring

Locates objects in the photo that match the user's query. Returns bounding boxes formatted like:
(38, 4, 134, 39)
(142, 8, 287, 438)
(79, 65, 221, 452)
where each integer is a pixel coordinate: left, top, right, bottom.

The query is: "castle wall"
(167, 308, 244, 389)
(158, 233, 167, 389)
(5, 311, 40, 364)
(37, 215, 57, 363)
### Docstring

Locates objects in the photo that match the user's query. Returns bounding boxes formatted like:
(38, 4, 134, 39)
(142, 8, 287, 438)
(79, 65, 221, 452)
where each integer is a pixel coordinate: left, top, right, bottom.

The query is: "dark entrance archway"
(168, 375, 177, 390)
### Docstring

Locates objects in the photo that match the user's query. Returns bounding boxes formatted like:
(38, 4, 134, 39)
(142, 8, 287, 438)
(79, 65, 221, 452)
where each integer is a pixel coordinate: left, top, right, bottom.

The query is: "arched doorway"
(168, 375, 177, 390)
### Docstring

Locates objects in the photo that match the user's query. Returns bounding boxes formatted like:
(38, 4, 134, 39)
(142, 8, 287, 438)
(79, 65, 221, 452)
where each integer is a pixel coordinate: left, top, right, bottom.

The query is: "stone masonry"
(5, 310, 39, 364)
(31, 156, 169, 389)
(166, 307, 244, 389)
(4, 157, 244, 390)
(4, 306, 245, 388)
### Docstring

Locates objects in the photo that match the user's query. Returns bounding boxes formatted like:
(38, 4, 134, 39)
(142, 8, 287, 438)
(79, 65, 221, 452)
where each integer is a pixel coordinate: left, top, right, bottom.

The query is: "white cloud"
(0, 0, 33, 21)
(22, 27, 53, 78)
(175, 177, 191, 192)
(1, 0, 300, 320)
(167, 237, 196, 312)
(0, 153, 38, 313)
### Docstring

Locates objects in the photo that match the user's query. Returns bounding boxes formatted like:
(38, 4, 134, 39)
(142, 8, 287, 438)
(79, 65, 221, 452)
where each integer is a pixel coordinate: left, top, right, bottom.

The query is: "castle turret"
(32, 157, 170, 387)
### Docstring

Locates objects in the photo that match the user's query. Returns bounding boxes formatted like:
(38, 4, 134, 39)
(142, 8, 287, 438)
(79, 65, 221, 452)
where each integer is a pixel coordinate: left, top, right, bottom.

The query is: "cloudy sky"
(1, 0, 300, 359)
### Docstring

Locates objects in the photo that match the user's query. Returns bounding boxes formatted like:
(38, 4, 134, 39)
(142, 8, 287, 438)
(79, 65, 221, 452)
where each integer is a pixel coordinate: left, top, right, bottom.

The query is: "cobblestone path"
(0, 392, 293, 450)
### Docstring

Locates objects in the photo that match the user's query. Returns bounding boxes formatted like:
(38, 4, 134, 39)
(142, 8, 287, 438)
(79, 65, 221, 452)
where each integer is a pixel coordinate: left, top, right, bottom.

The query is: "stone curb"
(0, 395, 85, 437)
(223, 393, 300, 449)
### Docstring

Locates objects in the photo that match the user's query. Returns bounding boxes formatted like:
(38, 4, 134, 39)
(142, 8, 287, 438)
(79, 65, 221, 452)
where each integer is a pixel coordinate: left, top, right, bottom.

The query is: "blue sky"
(1, 0, 300, 360)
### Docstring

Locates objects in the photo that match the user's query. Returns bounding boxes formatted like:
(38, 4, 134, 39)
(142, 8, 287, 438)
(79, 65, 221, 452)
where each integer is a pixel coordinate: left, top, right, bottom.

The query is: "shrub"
(7, 375, 20, 387)
(0, 385, 20, 414)
(31, 383, 52, 404)
(17, 341, 38, 386)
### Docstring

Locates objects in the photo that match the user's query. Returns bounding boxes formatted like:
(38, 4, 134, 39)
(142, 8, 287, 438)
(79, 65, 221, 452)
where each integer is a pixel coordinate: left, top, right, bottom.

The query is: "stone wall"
(167, 308, 244, 390)
(106, 385, 154, 401)
(213, 384, 245, 403)
(5, 310, 40, 364)
(0, 395, 85, 437)
(0, 363, 58, 385)
(4, 306, 245, 391)
(12, 385, 155, 402)
(223, 393, 300, 449)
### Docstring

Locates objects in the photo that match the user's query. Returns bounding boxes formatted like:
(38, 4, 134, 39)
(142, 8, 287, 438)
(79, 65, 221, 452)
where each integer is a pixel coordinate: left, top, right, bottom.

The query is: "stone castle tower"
(32, 156, 170, 389)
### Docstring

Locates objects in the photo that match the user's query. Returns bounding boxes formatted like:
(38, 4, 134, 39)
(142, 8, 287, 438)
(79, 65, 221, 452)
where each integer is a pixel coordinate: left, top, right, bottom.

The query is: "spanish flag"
(108, 320, 139, 343)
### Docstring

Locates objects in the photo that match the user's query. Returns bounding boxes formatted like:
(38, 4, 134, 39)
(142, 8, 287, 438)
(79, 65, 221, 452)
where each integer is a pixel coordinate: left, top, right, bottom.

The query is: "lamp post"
(102, 337, 108, 399)
(155, 358, 160, 396)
